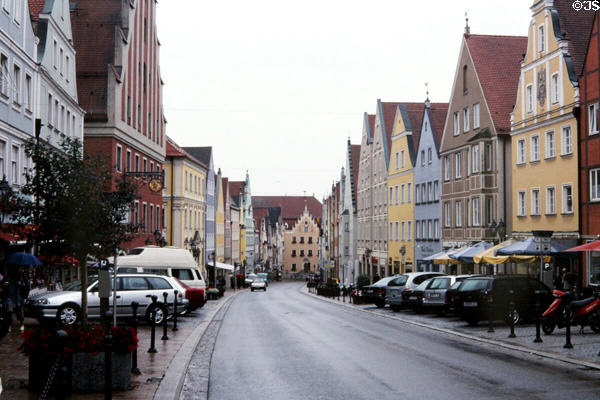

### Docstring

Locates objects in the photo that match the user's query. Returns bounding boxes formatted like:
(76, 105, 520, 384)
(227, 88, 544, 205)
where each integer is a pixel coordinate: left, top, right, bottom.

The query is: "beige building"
(282, 207, 320, 275)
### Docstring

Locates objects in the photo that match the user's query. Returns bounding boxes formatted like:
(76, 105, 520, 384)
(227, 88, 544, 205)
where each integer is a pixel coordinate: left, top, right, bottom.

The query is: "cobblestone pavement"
(307, 289, 600, 369)
(0, 289, 239, 399)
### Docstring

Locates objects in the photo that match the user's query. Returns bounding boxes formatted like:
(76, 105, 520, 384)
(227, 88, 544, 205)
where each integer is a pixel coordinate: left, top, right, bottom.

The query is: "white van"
(113, 246, 207, 294)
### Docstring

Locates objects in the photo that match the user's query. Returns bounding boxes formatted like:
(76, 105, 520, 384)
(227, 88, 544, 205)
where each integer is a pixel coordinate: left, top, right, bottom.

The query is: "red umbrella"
(565, 240, 600, 252)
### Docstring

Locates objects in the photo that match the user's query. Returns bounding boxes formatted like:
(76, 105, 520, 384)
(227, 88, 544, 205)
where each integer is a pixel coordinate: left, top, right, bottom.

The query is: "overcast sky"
(157, 0, 532, 199)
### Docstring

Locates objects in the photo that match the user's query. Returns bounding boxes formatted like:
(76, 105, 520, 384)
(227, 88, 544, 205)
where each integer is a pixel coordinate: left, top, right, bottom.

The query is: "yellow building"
(215, 169, 225, 263)
(387, 103, 424, 274)
(510, 1, 583, 242)
(164, 137, 207, 273)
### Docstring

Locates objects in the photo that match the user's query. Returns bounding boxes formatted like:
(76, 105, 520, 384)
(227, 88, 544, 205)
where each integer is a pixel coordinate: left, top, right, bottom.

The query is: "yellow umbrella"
(473, 239, 551, 264)
(433, 247, 468, 265)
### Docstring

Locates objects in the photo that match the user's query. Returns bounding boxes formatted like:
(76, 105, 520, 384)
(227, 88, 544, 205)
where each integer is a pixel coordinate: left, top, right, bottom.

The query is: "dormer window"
(538, 25, 545, 52)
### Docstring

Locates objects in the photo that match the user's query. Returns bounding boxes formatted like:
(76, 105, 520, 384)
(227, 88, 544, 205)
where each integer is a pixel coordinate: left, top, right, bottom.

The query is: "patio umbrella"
(423, 250, 451, 261)
(433, 247, 468, 265)
(496, 237, 572, 256)
(564, 240, 600, 252)
(449, 241, 493, 263)
(6, 252, 43, 266)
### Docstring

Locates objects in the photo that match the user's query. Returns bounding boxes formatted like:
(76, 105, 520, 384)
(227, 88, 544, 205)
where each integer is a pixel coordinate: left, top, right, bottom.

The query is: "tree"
(12, 137, 138, 326)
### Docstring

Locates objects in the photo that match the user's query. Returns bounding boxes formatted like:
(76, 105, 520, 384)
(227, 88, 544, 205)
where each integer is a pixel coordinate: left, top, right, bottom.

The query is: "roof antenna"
(464, 11, 470, 37)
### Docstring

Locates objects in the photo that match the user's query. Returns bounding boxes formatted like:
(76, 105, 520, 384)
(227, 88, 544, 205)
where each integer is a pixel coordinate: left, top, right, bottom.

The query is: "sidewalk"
(0, 289, 239, 399)
(304, 287, 600, 370)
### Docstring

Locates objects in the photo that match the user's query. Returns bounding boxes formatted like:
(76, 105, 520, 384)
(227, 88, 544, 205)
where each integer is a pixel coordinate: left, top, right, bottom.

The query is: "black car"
(401, 278, 435, 313)
(456, 275, 553, 326)
(360, 276, 402, 308)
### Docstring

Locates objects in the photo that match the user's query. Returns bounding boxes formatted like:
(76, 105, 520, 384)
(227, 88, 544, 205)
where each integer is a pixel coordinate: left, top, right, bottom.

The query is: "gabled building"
(164, 137, 206, 269)
(414, 100, 449, 271)
(575, 6, 599, 287)
(357, 112, 376, 279)
(387, 102, 425, 275)
(30, 0, 84, 150)
(282, 206, 320, 276)
(441, 28, 527, 274)
(72, 0, 167, 249)
(215, 169, 224, 263)
(339, 140, 361, 285)
(228, 180, 245, 268)
(222, 177, 232, 265)
(510, 1, 592, 283)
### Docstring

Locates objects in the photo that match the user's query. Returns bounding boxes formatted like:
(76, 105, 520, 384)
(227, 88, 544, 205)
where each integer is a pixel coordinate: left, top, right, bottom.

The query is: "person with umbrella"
(4, 252, 41, 332)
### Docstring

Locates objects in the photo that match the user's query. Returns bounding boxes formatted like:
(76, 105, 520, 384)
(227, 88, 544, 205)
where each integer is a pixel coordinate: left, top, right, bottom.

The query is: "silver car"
(250, 278, 267, 292)
(385, 272, 446, 311)
(25, 274, 189, 326)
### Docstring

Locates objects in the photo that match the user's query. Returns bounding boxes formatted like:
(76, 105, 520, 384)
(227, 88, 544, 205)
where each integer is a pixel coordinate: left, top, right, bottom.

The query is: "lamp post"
(0, 176, 13, 225)
(365, 248, 372, 281)
(488, 219, 505, 245)
(400, 245, 406, 274)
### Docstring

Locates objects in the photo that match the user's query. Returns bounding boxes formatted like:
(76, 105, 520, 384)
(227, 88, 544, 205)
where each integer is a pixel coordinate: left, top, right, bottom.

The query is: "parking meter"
(98, 259, 111, 317)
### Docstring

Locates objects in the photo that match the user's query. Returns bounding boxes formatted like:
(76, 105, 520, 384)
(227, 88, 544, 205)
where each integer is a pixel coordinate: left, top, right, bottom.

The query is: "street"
(199, 282, 599, 400)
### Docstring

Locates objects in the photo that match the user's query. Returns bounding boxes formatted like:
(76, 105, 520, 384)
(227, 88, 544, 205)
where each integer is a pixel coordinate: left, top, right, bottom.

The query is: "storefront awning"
(565, 240, 600, 252)
(214, 261, 234, 271)
(433, 247, 468, 265)
(472, 238, 551, 264)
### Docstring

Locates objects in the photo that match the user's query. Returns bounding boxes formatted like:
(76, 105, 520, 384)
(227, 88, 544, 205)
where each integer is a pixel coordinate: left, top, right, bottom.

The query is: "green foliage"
(356, 274, 370, 288)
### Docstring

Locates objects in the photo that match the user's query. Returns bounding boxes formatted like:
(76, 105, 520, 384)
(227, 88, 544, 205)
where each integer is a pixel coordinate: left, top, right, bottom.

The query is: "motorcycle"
(541, 290, 600, 334)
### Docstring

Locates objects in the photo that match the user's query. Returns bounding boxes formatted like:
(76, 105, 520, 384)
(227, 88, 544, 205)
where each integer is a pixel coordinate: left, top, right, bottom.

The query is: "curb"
(153, 293, 237, 400)
(301, 286, 600, 371)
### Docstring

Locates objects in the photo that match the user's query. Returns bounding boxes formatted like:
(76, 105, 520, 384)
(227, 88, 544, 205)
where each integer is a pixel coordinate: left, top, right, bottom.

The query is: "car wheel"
(390, 305, 401, 312)
(57, 303, 80, 327)
(264, 288, 267, 291)
(504, 308, 520, 326)
(541, 316, 556, 335)
(146, 304, 167, 325)
(375, 299, 385, 308)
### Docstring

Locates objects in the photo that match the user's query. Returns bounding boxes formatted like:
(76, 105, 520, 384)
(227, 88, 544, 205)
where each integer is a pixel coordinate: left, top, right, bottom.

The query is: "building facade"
(339, 140, 361, 285)
(72, 0, 166, 249)
(215, 169, 224, 263)
(282, 207, 319, 275)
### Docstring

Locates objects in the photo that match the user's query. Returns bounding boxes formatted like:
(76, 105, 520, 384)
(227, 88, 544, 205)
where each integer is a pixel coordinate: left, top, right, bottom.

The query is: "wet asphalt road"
(207, 282, 600, 400)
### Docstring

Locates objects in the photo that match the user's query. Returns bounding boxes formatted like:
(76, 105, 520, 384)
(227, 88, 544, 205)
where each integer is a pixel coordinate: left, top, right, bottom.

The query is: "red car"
(175, 278, 205, 312)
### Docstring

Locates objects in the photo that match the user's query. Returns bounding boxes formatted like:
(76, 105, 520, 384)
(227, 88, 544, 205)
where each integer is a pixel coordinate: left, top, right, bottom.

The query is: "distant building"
(282, 207, 320, 276)
(339, 140, 361, 285)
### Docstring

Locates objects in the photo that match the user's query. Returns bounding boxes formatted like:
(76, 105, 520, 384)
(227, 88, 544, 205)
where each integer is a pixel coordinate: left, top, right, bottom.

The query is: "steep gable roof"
(553, 1, 595, 78)
(222, 177, 229, 205)
(466, 34, 527, 134)
(228, 181, 245, 207)
(183, 147, 213, 167)
(427, 102, 449, 152)
(379, 101, 400, 162)
(252, 196, 322, 228)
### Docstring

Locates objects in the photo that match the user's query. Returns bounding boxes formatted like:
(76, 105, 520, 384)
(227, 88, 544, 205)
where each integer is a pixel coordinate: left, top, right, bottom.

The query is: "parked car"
(422, 275, 476, 316)
(456, 275, 553, 326)
(173, 277, 205, 312)
(245, 274, 258, 288)
(386, 272, 446, 311)
(360, 275, 404, 308)
(401, 278, 436, 313)
(25, 274, 189, 327)
(251, 277, 267, 292)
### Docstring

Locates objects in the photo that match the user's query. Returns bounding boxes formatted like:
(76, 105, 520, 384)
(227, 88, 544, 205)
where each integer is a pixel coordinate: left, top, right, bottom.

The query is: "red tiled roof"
(466, 34, 527, 134)
(166, 137, 186, 157)
(229, 181, 245, 207)
(400, 102, 427, 154)
(251, 196, 322, 225)
(221, 177, 229, 204)
(28, 0, 45, 30)
(429, 102, 449, 151)
(380, 102, 400, 155)
(554, 1, 595, 77)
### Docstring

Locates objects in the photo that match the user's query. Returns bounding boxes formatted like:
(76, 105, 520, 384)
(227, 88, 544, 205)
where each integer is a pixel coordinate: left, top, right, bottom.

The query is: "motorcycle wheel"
(589, 312, 600, 334)
(541, 316, 556, 335)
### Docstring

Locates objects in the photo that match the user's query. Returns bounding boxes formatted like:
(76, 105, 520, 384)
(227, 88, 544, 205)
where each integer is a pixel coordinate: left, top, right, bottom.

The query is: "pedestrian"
(230, 275, 236, 291)
(6, 268, 27, 332)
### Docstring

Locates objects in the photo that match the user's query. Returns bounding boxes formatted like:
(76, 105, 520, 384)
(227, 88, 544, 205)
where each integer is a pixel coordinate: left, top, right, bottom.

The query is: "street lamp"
(400, 245, 406, 274)
(0, 176, 14, 225)
(488, 219, 505, 244)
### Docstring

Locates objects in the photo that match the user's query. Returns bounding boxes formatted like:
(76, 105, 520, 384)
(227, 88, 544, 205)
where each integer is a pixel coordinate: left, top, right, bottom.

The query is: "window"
(562, 184, 573, 214)
(518, 191, 526, 216)
(591, 169, 600, 201)
(415, 221, 421, 240)
(526, 85, 533, 113)
(389, 223, 393, 241)
(472, 145, 479, 173)
(400, 184, 405, 204)
(0, 54, 8, 96)
(421, 150, 425, 166)
(115, 145, 122, 172)
(407, 221, 412, 241)
(427, 148, 432, 164)
(455, 201, 462, 227)
(463, 107, 469, 132)
(545, 130, 555, 158)
(562, 126, 572, 155)
(444, 202, 451, 227)
(546, 186, 556, 214)
(531, 188, 540, 215)
(126, 150, 131, 172)
(59, 48, 64, 75)
(0, 140, 4, 177)
(453, 111, 460, 135)
(11, 145, 18, 184)
(433, 220, 439, 239)
(444, 156, 450, 181)
(473, 103, 480, 129)
(415, 184, 420, 204)
(421, 184, 426, 203)
(530, 135, 540, 162)
(65, 55, 70, 82)
(455, 152, 462, 178)
(395, 152, 399, 169)
(401, 150, 405, 168)
(143, 158, 147, 172)
(12, 64, 20, 105)
(47, 94, 52, 126)
(407, 183, 411, 203)
(538, 24, 545, 52)
(135, 154, 139, 172)
(389, 187, 393, 204)
(401, 221, 405, 241)
(517, 139, 526, 164)
(463, 65, 468, 94)
(472, 197, 480, 226)
(551, 74, 559, 104)
(589, 103, 599, 135)
(149, 205, 154, 232)
(427, 182, 432, 202)
(428, 220, 432, 240)
(433, 181, 439, 201)
(486, 198, 493, 226)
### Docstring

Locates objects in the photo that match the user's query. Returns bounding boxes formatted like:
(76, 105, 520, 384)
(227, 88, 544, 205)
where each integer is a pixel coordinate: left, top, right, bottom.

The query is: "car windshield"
(415, 279, 432, 291)
(429, 278, 451, 290)
(449, 281, 462, 290)
(64, 277, 98, 291)
(459, 279, 489, 291)
(390, 275, 408, 286)
(373, 276, 395, 286)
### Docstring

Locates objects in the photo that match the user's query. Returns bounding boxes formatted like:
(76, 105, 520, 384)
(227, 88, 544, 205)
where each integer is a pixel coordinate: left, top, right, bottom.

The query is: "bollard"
(343, 286, 346, 303)
(564, 306, 573, 349)
(104, 310, 113, 400)
(534, 290, 543, 343)
(55, 330, 69, 400)
(130, 302, 141, 374)
(147, 295, 158, 353)
(486, 290, 494, 333)
(172, 290, 179, 332)
(161, 292, 169, 340)
(508, 290, 516, 338)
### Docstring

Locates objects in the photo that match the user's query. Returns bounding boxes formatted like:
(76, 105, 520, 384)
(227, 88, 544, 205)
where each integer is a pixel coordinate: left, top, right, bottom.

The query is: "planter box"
(29, 352, 131, 393)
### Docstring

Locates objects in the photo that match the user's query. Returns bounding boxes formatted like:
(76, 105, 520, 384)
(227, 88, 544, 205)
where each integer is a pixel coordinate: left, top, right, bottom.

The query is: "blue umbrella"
(449, 241, 493, 263)
(6, 252, 43, 266)
(496, 237, 573, 256)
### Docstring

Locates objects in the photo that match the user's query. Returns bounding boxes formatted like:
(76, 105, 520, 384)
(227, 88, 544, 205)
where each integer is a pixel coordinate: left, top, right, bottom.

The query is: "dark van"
(457, 275, 552, 326)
